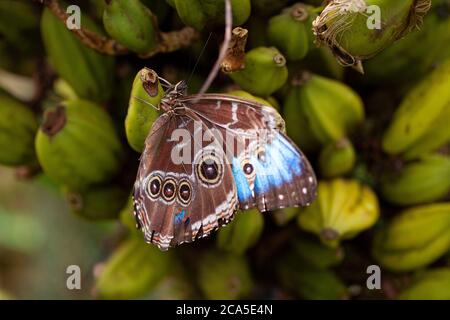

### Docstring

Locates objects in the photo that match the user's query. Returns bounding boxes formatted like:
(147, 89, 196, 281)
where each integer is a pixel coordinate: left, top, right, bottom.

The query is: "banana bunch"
(382, 58, 450, 159)
(0, 94, 38, 166)
(197, 251, 254, 299)
(95, 236, 176, 299)
(228, 47, 288, 96)
(267, 3, 317, 61)
(313, 0, 432, 71)
(319, 138, 356, 178)
(298, 179, 380, 247)
(125, 68, 165, 153)
(35, 99, 124, 191)
(399, 268, 450, 300)
(372, 202, 450, 272)
(276, 250, 348, 299)
(41, 8, 114, 102)
(380, 154, 450, 206)
(103, 0, 158, 54)
(365, 0, 450, 84)
(283, 72, 364, 151)
(64, 185, 128, 221)
(217, 209, 264, 255)
(172, 0, 251, 30)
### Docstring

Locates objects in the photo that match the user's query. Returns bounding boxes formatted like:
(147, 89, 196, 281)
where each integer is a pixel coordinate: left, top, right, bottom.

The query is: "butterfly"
(132, 78, 318, 251)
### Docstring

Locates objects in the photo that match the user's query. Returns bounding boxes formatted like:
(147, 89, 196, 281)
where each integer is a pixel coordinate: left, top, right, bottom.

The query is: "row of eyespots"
(147, 175, 192, 205)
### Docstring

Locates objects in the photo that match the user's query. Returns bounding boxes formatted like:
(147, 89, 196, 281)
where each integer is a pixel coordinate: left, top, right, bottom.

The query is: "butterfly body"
(133, 81, 317, 250)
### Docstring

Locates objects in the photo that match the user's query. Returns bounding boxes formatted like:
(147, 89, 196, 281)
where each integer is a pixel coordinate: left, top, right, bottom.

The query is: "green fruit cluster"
(1, 0, 449, 300)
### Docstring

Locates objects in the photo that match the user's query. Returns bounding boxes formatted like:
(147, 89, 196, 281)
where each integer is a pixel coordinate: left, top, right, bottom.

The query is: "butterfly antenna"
(198, 0, 232, 95)
(133, 96, 160, 110)
(187, 31, 212, 87)
(158, 76, 173, 88)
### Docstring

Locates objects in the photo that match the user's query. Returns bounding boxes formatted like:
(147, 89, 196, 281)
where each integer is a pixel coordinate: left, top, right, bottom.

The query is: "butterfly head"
(160, 80, 188, 112)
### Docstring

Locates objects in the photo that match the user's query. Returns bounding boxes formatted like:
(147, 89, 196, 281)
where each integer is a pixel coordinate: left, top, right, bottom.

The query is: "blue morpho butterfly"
(132, 76, 317, 251)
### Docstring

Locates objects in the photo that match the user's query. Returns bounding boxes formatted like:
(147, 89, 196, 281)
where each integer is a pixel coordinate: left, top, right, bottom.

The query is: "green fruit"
(103, 0, 158, 54)
(267, 3, 316, 61)
(197, 251, 254, 299)
(174, 0, 251, 30)
(125, 68, 165, 153)
(299, 179, 380, 247)
(35, 99, 123, 191)
(319, 138, 356, 178)
(380, 154, 450, 206)
(65, 185, 128, 221)
(0, 94, 38, 166)
(292, 236, 344, 269)
(284, 72, 364, 146)
(228, 47, 288, 96)
(399, 268, 450, 300)
(313, 0, 432, 70)
(382, 58, 450, 155)
(217, 209, 264, 255)
(372, 202, 450, 272)
(96, 237, 174, 299)
(41, 8, 114, 102)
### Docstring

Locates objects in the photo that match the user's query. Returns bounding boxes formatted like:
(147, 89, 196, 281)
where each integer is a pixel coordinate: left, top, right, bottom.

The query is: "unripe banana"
(399, 268, 450, 300)
(65, 185, 128, 221)
(41, 8, 114, 102)
(380, 154, 450, 206)
(0, 94, 38, 166)
(197, 251, 254, 299)
(284, 72, 364, 146)
(228, 47, 288, 96)
(125, 68, 165, 153)
(226, 90, 278, 109)
(95, 237, 175, 299)
(319, 138, 356, 178)
(372, 202, 450, 272)
(313, 0, 432, 71)
(298, 179, 380, 247)
(173, 0, 251, 30)
(217, 209, 264, 255)
(382, 58, 450, 155)
(35, 99, 123, 191)
(267, 3, 316, 61)
(277, 252, 348, 299)
(365, 0, 450, 84)
(53, 78, 78, 101)
(103, 0, 158, 54)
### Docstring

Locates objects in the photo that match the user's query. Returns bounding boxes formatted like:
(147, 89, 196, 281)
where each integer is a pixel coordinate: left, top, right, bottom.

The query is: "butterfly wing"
(181, 94, 317, 212)
(133, 113, 238, 250)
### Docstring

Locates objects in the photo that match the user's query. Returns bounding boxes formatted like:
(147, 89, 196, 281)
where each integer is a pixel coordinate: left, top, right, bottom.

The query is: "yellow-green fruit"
(197, 251, 254, 299)
(313, 0, 432, 70)
(292, 236, 344, 269)
(380, 154, 450, 206)
(284, 73, 364, 146)
(103, 0, 158, 54)
(319, 138, 356, 178)
(228, 47, 288, 96)
(65, 185, 128, 221)
(41, 8, 114, 102)
(277, 253, 348, 299)
(365, 0, 450, 84)
(372, 203, 450, 272)
(35, 99, 123, 191)
(399, 269, 450, 300)
(217, 209, 264, 255)
(174, 0, 251, 30)
(0, 94, 38, 166)
(125, 68, 164, 153)
(96, 237, 174, 299)
(147, 267, 198, 299)
(298, 179, 380, 247)
(382, 58, 450, 155)
(267, 3, 316, 61)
